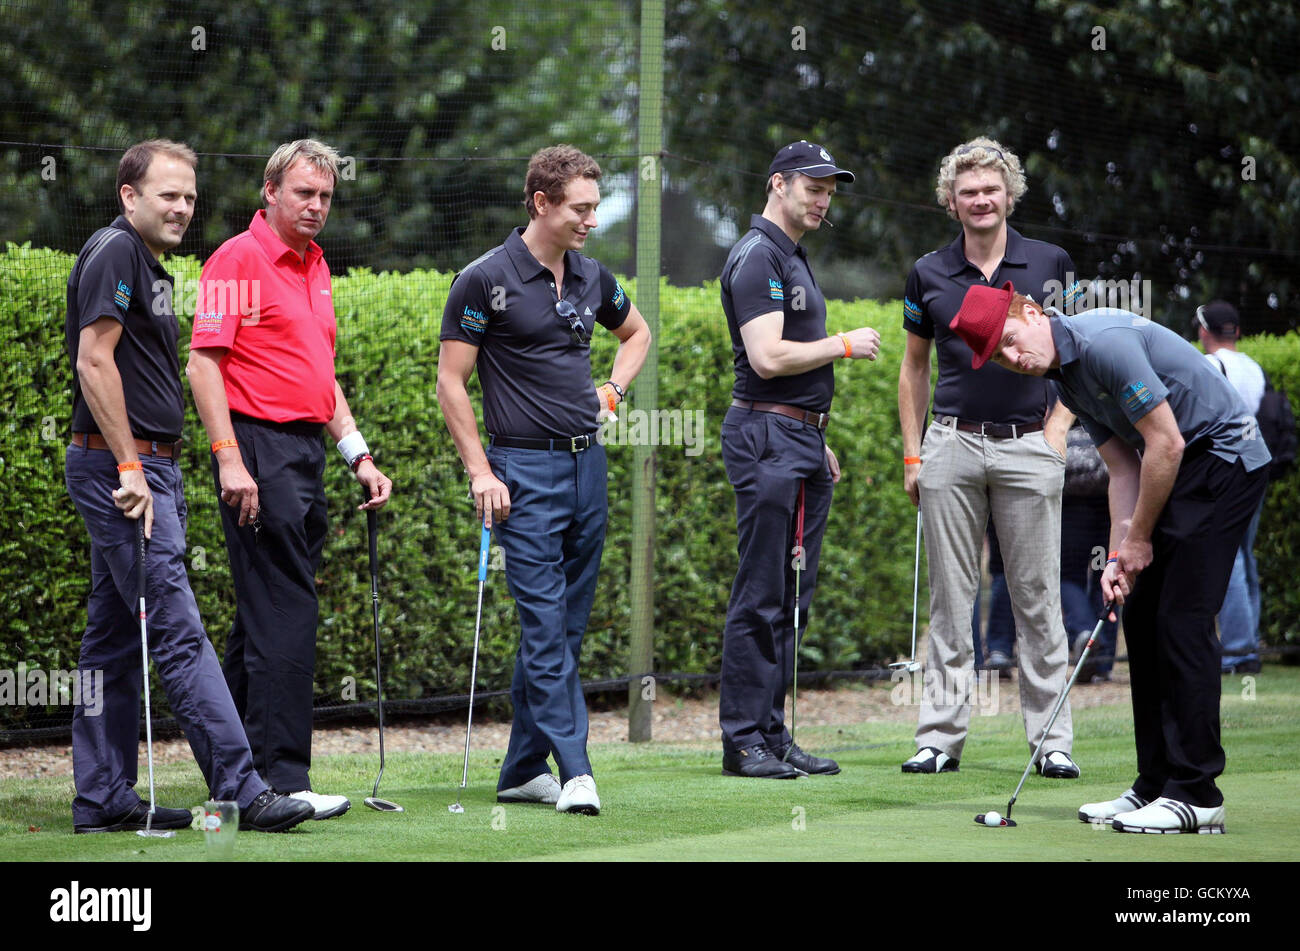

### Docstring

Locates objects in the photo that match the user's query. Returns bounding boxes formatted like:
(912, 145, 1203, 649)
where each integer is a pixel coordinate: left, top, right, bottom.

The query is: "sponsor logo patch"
(460, 305, 487, 335)
(903, 296, 922, 323)
(612, 281, 626, 311)
(1122, 381, 1154, 414)
(113, 281, 132, 311)
(768, 278, 784, 301)
(194, 311, 223, 335)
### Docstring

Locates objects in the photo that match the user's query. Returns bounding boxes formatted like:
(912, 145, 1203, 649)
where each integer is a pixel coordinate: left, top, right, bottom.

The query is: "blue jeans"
(488, 441, 607, 788)
(64, 445, 266, 825)
(1218, 498, 1263, 668)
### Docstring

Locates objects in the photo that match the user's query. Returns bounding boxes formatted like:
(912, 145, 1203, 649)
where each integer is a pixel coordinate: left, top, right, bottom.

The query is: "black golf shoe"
(75, 800, 193, 834)
(240, 790, 315, 832)
(722, 744, 800, 779)
(775, 742, 841, 775)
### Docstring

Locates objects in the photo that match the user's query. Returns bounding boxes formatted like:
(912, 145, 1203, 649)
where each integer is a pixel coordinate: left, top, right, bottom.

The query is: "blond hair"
(936, 137, 1027, 219)
(263, 139, 340, 203)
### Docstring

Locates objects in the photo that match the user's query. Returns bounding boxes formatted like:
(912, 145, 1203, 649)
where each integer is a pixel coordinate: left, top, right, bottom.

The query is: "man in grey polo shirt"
(950, 283, 1269, 834)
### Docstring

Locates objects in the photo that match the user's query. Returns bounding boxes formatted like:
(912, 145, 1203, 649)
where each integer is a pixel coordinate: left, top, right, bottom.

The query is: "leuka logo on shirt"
(113, 281, 132, 311)
(768, 279, 784, 301)
(460, 305, 487, 334)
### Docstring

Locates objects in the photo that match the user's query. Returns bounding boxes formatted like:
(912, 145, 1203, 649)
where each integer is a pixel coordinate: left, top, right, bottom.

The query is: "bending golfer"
(718, 141, 881, 779)
(63, 140, 313, 834)
(436, 145, 651, 814)
(950, 283, 1269, 833)
(898, 138, 1080, 778)
(187, 139, 393, 821)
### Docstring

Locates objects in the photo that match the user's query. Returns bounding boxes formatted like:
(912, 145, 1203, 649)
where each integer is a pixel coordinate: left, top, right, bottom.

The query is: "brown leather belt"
(71, 432, 180, 458)
(732, 399, 830, 431)
(933, 415, 1044, 440)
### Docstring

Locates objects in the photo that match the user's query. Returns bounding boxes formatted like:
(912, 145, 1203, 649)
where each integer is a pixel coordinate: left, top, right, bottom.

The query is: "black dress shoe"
(775, 742, 841, 775)
(74, 800, 193, 834)
(240, 790, 315, 832)
(722, 744, 800, 779)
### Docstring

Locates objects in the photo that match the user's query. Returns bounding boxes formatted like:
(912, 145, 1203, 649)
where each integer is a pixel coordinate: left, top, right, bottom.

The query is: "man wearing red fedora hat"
(897, 137, 1082, 779)
(950, 287, 1270, 833)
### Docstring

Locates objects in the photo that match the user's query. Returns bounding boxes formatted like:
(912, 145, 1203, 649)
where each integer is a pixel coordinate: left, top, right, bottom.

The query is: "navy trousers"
(488, 441, 607, 789)
(65, 444, 266, 825)
(1124, 453, 1267, 807)
(719, 406, 834, 753)
(214, 415, 327, 793)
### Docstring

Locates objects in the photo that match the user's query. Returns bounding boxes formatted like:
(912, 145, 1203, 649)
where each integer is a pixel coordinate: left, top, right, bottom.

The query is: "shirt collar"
(505, 227, 588, 288)
(1045, 310, 1078, 378)
(110, 215, 167, 272)
(750, 214, 805, 260)
(250, 208, 324, 267)
(943, 225, 1027, 277)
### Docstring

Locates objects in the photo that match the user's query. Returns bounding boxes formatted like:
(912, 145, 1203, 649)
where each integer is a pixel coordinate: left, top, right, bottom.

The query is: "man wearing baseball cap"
(898, 137, 1081, 779)
(717, 140, 882, 778)
(950, 284, 1270, 833)
(1196, 300, 1266, 674)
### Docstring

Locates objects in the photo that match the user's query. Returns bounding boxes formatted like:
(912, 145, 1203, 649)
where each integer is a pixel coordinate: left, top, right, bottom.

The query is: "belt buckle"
(570, 434, 590, 452)
(813, 412, 828, 430)
(1008, 423, 1019, 439)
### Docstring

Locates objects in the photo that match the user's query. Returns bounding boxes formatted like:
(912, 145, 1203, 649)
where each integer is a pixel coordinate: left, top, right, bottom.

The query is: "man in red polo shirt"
(187, 139, 393, 819)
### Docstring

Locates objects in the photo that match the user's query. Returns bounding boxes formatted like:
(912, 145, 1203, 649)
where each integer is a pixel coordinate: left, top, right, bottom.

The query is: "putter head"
(448, 802, 465, 814)
(974, 813, 1017, 828)
(888, 660, 922, 673)
(364, 797, 405, 813)
(136, 828, 177, 838)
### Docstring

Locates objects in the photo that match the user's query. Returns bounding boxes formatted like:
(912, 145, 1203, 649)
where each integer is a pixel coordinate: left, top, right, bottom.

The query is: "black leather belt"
(933, 415, 1045, 439)
(731, 399, 830, 431)
(490, 433, 596, 452)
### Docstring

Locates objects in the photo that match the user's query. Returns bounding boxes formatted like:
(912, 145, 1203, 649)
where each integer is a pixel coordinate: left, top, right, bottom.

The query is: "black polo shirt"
(439, 228, 631, 438)
(903, 226, 1080, 424)
(721, 215, 833, 413)
(66, 216, 185, 442)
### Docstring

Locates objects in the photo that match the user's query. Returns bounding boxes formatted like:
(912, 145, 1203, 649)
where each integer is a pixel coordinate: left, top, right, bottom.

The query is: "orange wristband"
(837, 332, 851, 358)
(903, 456, 921, 466)
(117, 460, 143, 472)
(211, 438, 238, 453)
(602, 386, 617, 413)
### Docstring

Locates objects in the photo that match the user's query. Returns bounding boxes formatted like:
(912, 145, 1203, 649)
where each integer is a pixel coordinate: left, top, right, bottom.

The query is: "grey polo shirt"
(1045, 309, 1271, 471)
(439, 228, 631, 438)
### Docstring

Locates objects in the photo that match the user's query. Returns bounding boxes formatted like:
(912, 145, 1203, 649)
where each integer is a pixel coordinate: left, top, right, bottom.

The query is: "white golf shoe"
(556, 775, 600, 815)
(901, 747, 958, 773)
(287, 790, 352, 820)
(1078, 788, 1148, 824)
(497, 773, 562, 804)
(1112, 797, 1225, 834)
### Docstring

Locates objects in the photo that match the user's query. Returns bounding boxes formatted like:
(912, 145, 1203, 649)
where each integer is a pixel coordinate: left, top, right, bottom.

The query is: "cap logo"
(819, 149, 831, 161)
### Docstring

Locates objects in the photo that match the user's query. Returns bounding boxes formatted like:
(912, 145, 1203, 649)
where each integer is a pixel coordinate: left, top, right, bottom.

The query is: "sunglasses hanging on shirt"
(555, 299, 590, 348)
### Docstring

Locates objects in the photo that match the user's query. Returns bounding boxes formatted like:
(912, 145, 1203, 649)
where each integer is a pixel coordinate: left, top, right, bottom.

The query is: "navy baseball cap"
(768, 140, 855, 183)
(1196, 300, 1241, 338)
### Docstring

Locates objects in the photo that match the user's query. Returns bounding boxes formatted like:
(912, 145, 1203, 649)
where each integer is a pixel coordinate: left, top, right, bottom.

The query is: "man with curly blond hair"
(897, 137, 1084, 777)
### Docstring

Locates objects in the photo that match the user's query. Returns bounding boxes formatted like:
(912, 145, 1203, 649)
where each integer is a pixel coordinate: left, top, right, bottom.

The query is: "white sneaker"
(556, 775, 600, 815)
(497, 773, 562, 804)
(287, 790, 351, 820)
(1078, 788, 1148, 824)
(1112, 796, 1225, 834)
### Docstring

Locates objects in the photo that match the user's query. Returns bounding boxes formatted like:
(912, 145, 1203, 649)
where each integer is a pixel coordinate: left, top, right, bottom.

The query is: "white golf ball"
(984, 811, 1002, 827)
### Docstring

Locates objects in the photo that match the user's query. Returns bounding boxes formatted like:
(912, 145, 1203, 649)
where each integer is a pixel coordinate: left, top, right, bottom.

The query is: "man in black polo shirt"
(898, 137, 1082, 777)
(719, 141, 882, 779)
(63, 140, 311, 834)
(437, 145, 650, 814)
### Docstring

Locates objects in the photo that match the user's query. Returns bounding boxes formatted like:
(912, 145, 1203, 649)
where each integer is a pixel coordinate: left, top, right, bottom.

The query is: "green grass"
(4, 669, 1298, 862)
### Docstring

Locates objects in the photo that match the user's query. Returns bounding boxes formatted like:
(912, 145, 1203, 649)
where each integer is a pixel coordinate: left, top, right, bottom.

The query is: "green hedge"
(3, 243, 1298, 729)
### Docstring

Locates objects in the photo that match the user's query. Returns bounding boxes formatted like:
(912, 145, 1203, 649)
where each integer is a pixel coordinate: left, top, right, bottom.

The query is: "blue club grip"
(478, 520, 491, 582)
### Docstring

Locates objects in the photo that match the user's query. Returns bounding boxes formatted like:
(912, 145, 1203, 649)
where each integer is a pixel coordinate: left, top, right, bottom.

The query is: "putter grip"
(136, 518, 147, 604)
(478, 521, 491, 583)
(364, 491, 378, 569)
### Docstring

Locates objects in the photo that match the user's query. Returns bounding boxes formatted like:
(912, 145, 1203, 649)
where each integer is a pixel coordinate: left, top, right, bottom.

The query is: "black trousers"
(719, 406, 834, 753)
(1124, 452, 1267, 807)
(213, 415, 327, 793)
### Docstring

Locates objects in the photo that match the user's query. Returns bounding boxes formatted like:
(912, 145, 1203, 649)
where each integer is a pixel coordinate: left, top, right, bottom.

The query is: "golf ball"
(984, 811, 1002, 827)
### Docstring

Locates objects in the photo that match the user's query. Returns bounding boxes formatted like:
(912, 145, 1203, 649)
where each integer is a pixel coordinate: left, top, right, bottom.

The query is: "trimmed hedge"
(3, 243, 1298, 729)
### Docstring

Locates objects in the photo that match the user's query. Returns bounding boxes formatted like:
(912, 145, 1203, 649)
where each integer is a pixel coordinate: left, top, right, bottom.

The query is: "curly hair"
(524, 145, 602, 218)
(935, 137, 1027, 219)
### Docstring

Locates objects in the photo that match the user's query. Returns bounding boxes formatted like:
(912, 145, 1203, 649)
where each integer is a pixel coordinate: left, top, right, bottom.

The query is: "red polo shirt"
(192, 210, 337, 423)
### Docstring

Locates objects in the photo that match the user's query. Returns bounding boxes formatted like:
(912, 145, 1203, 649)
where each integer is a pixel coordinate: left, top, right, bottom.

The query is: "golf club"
(889, 509, 923, 673)
(450, 516, 491, 814)
(975, 601, 1115, 829)
(783, 481, 806, 763)
(134, 520, 175, 839)
(363, 494, 403, 813)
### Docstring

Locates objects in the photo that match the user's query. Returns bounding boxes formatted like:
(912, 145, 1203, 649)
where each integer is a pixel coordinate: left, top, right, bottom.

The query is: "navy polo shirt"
(66, 216, 186, 442)
(439, 228, 631, 438)
(904, 226, 1080, 424)
(721, 215, 833, 413)
(1046, 309, 1271, 472)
